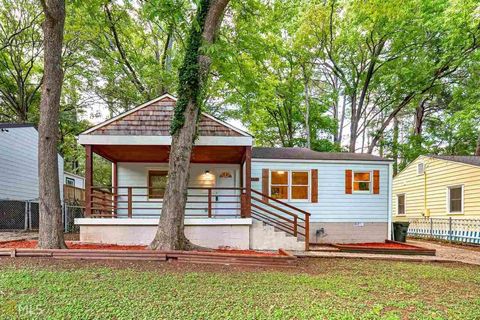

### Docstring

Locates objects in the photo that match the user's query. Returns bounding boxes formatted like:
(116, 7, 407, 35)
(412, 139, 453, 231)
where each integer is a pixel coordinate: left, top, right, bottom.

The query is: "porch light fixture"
(277, 171, 285, 174)
(203, 170, 215, 180)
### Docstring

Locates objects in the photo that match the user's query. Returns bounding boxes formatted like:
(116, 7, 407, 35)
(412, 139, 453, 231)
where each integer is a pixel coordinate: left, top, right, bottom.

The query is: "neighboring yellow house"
(393, 155, 480, 221)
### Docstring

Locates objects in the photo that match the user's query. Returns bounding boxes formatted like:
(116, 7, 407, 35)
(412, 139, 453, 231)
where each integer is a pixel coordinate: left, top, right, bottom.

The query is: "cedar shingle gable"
(89, 96, 243, 137)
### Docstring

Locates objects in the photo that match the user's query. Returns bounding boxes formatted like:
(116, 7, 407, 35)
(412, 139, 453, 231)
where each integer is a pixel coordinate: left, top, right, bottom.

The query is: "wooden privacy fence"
(408, 218, 480, 244)
(64, 185, 85, 204)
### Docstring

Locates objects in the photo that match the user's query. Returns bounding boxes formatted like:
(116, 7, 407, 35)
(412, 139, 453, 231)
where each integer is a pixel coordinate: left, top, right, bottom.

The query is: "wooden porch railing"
(86, 186, 310, 250)
(87, 186, 246, 219)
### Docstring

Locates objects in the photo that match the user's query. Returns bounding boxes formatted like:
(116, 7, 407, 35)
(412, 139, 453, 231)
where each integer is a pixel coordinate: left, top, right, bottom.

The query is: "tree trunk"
(392, 116, 399, 175)
(476, 131, 480, 156)
(349, 95, 357, 152)
(149, 0, 229, 251)
(336, 94, 346, 146)
(367, 93, 415, 154)
(414, 98, 427, 136)
(302, 65, 311, 149)
(37, 0, 66, 249)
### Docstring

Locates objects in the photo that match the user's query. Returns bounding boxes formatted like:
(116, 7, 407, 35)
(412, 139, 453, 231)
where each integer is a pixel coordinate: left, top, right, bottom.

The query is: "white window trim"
(417, 163, 425, 175)
(396, 193, 406, 216)
(352, 170, 372, 194)
(269, 170, 311, 202)
(446, 185, 464, 215)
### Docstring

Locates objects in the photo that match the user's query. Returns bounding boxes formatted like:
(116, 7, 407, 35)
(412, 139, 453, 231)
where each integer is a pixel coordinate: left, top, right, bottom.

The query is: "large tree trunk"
(149, 0, 229, 251)
(37, 0, 66, 249)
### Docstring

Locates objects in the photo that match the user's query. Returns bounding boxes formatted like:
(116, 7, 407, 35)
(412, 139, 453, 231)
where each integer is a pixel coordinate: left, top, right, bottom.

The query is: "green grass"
(0, 259, 479, 319)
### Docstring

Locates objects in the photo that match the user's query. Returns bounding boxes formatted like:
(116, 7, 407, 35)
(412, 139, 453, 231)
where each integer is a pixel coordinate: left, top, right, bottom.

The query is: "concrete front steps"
(250, 220, 305, 251)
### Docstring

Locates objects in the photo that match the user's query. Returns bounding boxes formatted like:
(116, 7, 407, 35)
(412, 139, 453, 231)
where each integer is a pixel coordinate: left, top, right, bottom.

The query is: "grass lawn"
(0, 258, 479, 319)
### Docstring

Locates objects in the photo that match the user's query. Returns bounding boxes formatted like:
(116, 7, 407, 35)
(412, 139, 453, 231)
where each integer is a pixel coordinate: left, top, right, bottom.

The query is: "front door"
(214, 168, 238, 217)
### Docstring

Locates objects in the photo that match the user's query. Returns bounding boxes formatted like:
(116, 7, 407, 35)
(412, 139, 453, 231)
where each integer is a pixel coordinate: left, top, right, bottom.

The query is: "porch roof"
(91, 145, 248, 163)
(78, 94, 252, 147)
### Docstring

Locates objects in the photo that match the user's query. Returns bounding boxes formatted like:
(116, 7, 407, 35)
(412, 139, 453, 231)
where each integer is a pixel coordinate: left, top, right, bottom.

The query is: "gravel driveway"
(408, 239, 480, 266)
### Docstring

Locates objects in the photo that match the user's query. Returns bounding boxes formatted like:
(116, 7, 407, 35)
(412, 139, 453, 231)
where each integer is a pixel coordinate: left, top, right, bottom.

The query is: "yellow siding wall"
(393, 156, 480, 221)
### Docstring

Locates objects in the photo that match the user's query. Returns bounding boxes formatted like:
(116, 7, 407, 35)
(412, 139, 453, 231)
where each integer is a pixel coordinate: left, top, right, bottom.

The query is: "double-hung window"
(270, 170, 309, 201)
(397, 194, 406, 215)
(353, 171, 371, 193)
(447, 185, 463, 214)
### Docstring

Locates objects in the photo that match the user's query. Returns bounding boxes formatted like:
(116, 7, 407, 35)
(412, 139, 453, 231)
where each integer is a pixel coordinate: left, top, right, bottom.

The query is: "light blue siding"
(251, 160, 390, 223)
(116, 162, 241, 217)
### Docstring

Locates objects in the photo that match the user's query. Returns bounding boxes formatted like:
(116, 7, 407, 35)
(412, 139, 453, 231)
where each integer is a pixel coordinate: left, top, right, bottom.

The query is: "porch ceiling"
(92, 145, 246, 163)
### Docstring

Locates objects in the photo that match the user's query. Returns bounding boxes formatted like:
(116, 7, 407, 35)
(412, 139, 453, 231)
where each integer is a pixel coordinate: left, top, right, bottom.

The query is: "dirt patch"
(215, 249, 278, 256)
(339, 242, 417, 249)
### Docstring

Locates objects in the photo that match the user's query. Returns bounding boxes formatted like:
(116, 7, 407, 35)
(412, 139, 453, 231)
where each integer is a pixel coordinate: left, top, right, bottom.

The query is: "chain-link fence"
(0, 199, 84, 232)
(63, 203, 85, 232)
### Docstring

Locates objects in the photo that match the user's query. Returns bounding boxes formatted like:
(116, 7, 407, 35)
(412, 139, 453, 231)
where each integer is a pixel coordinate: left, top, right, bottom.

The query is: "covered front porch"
(83, 145, 252, 220)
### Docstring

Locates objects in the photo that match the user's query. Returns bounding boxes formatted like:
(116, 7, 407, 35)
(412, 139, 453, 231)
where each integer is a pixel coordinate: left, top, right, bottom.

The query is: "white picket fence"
(408, 218, 480, 244)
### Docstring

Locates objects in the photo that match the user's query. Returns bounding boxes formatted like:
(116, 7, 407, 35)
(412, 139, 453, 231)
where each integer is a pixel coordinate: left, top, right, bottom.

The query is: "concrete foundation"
(76, 218, 252, 249)
(75, 218, 388, 250)
(309, 222, 388, 244)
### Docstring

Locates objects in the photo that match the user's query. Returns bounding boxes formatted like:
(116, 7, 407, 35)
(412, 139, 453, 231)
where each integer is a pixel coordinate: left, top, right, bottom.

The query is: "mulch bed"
(0, 240, 146, 250)
(0, 240, 279, 256)
(333, 240, 436, 256)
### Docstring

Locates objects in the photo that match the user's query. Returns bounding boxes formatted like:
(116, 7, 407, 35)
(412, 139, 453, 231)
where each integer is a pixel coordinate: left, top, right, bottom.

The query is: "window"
(417, 163, 425, 175)
(291, 171, 309, 200)
(353, 171, 371, 193)
(271, 171, 288, 200)
(270, 170, 309, 201)
(397, 194, 406, 215)
(65, 177, 75, 187)
(148, 170, 168, 199)
(448, 185, 463, 214)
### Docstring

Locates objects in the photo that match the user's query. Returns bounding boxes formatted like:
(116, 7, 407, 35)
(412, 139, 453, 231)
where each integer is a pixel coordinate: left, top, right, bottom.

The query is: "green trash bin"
(393, 222, 410, 242)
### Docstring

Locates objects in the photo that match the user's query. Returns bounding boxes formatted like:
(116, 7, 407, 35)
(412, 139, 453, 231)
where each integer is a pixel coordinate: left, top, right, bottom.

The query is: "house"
(63, 172, 85, 204)
(0, 123, 64, 230)
(393, 155, 480, 221)
(0, 123, 64, 202)
(75, 94, 393, 250)
(64, 172, 85, 189)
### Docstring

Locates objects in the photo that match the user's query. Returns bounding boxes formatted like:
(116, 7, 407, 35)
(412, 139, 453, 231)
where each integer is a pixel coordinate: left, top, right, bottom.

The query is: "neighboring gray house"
(0, 123, 64, 202)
